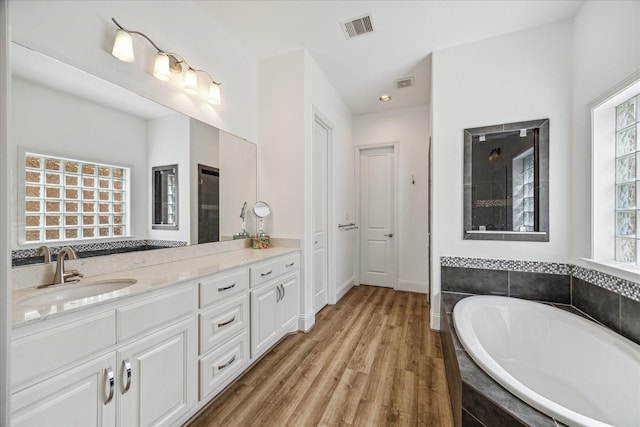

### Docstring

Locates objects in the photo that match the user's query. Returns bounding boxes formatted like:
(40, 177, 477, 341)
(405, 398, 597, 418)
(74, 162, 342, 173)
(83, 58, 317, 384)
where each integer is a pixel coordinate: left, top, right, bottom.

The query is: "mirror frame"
(463, 118, 549, 242)
(151, 164, 179, 230)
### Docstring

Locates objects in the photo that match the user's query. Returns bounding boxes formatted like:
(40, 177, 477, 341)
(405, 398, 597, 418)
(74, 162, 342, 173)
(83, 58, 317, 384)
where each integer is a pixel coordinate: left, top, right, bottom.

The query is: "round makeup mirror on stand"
(252, 201, 271, 248)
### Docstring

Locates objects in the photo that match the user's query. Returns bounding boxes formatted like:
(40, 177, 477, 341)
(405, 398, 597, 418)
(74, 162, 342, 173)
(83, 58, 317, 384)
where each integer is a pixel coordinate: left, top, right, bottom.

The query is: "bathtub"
(453, 295, 640, 427)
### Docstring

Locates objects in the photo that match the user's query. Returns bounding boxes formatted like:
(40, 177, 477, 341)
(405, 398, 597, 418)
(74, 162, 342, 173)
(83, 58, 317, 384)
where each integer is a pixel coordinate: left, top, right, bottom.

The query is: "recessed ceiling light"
(379, 94, 391, 102)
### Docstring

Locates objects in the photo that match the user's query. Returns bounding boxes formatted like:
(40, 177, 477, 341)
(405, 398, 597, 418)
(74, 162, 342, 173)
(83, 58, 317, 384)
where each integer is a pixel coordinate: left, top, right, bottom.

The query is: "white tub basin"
(453, 295, 640, 427)
(17, 278, 137, 306)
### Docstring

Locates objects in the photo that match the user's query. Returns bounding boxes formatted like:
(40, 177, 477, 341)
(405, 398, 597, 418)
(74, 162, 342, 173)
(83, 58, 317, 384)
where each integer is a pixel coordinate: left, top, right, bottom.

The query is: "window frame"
(18, 148, 133, 247)
(588, 71, 640, 281)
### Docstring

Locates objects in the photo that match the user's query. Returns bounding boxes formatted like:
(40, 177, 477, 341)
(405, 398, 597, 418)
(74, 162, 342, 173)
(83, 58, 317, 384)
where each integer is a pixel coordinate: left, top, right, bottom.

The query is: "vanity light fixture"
(110, 18, 222, 105)
(379, 94, 391, 102)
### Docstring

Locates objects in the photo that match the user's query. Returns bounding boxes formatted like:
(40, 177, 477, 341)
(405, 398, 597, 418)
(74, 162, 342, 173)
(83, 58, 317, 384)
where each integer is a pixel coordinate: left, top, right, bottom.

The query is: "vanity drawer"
(199, 268, 248, 308)
(199, 293, 249, 354)
(279, 253, 300, 274)
(117, 283, 197, 342)
(12, 310, 116, 388)
(249, 260, 279, 288)
(199, 330, 249, 400)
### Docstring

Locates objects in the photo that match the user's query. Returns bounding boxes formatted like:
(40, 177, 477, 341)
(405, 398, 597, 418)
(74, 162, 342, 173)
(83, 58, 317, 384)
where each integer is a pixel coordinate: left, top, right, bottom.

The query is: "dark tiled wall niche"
(440, 256, 640, 427)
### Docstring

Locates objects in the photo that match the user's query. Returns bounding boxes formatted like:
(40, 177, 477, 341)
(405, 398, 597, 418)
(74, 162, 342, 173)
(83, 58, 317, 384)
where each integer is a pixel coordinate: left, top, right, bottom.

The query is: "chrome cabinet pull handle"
(217, 315, 236, 328)
(104, 367, 114, 404)
(281, 284, 285, 300)
(384, 233, 393, 237)
(218, 282, 236, 292)
(276, 285, 280, 302)
(285, 262, 294, 267)
(261, 270, 273, 277)
(218, 355, 236, 370)
(122, 359, 132, 394)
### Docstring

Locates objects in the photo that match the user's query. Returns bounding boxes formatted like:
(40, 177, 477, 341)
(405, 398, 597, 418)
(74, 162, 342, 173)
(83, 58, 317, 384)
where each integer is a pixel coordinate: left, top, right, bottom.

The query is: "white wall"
(304, 50, 355, 304)
(431, 20, 573, 328)
(258, 50, 305, 239)
(11, 77, 149, 247)
(259, 49, 354, 329)
(147, 114, 191, 243)
(9, 0, 259, 143)
(353, 105, 430, 293)
(571, 0, 640, 263)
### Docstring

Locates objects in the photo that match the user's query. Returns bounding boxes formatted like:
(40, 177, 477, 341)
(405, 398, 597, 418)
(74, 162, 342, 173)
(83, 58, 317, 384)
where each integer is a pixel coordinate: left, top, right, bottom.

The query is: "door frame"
(354, 142, 399, 289)
(312, 109, 335, 306)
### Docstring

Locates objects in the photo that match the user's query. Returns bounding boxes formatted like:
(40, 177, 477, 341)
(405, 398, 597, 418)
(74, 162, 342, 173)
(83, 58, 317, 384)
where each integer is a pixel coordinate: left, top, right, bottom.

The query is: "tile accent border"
(441, 256, 640, 303)
(571, 265, 640, 302)
(441, 256, 571, 275)
(13, 239, 187, 259)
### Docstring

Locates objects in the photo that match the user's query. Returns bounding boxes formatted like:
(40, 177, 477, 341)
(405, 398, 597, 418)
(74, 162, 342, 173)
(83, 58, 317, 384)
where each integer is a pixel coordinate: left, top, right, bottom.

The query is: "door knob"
(384, 233, 393, 238)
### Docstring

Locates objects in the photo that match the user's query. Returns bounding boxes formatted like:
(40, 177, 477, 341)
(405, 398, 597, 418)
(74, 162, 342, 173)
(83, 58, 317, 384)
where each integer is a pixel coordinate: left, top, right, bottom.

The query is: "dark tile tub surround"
(440, 256, 640, 426)
(441, 256, 640, 347)
(12, 239, 187, 267)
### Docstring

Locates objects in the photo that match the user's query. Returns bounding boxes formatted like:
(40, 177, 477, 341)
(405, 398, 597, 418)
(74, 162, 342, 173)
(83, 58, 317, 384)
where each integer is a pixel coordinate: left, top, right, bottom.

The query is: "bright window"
(614, 94, 640, 263)
(591, 76, 640, 272)
(21, 151, 130, 244)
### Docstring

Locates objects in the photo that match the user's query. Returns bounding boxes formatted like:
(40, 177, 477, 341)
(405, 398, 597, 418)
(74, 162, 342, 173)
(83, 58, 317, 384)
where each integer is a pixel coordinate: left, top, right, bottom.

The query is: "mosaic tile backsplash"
(441, 256, 640, 303)
(13, 239, 187, 266)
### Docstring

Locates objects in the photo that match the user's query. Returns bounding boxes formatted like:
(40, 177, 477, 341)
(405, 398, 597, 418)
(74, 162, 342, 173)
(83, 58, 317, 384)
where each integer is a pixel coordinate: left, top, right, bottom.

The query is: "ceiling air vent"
(396, 77, 414, 89)
(341, 14, 375, 40)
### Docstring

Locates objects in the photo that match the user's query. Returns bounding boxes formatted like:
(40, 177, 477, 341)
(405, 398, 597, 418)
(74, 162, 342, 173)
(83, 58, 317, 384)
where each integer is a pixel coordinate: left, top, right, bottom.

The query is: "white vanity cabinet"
(116, 284, 198, 427)
(197, 267, 250, 401)
(250, 253, 300, 360)
(10, 248, 301, 426)
(10, 281, 198, 427)
(11, 352, 117, 427)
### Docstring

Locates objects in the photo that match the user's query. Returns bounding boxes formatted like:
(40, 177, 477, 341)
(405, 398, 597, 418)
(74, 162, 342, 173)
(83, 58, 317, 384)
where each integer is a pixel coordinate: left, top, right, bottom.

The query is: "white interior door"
(359, 146, 395, 288)
(313, 118, 329, 312)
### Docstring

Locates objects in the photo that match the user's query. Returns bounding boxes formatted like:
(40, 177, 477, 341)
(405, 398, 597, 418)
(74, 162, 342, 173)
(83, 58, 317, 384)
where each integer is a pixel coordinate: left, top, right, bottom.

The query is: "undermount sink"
(18, 278, 137, 306)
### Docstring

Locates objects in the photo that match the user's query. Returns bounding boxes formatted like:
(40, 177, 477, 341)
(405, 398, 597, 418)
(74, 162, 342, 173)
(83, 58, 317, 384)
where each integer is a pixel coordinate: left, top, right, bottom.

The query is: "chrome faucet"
(53, 247, 83, 285)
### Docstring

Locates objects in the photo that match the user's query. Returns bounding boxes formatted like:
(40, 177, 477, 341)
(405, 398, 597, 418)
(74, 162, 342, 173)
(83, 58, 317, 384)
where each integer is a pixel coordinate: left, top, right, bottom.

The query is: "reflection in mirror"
(152, 165, 178, 230)
(464, 119, 549, 242)
(10, 43, 257, 266)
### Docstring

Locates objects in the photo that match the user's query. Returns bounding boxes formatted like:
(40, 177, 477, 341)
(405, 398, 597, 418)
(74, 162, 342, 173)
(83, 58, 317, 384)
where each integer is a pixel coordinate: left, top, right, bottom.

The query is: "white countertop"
(12, 247, 299, 327)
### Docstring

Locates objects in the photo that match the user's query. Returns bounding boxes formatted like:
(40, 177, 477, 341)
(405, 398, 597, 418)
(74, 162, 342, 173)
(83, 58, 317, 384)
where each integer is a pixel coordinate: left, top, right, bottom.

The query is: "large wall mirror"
(10, 43, 257, 265)
(463, 119, 549, 242)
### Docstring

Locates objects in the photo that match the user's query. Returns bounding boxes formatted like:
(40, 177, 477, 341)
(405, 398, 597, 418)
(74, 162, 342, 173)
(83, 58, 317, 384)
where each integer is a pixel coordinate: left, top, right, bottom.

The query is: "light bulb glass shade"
(112, 29, 135, 62)
(184, 68, 198, 95)
(153, 53, 171, 81)
(208, 82, 221, 104)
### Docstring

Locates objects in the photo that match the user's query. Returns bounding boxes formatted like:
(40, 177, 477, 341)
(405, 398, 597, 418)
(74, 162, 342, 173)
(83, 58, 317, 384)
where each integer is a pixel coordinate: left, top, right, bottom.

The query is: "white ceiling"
(198, 0, 584, 116)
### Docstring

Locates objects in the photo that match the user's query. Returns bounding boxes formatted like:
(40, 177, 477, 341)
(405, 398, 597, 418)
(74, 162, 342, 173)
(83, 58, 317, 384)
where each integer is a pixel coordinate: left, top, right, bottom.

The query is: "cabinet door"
(117, 317, 197, 427)
(11, 352, 117, 427)
(278, 273, 299, 334)
(250, 282, 279, 359)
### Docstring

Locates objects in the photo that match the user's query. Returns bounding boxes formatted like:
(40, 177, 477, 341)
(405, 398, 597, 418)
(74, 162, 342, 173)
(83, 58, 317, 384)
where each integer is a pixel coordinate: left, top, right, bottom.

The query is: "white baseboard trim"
(397, 279, 428, 294)
(298, 310, 315, 332)
(430, 313, 441, 331)
(336, 276, 355, 302)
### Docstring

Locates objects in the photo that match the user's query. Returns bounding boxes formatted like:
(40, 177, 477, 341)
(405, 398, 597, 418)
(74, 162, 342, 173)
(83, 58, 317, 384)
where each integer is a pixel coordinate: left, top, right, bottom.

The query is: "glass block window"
(522, 152, 535, 232)
(615, 94, 640, 263)
(22, 152, 129, 244)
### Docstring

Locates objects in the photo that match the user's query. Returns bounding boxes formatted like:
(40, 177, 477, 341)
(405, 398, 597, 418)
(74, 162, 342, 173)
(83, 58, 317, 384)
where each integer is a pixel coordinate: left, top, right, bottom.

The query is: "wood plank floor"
(187, 285, 453, 427)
